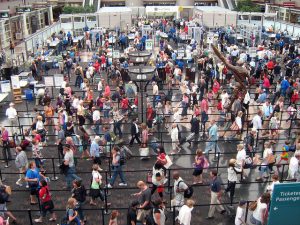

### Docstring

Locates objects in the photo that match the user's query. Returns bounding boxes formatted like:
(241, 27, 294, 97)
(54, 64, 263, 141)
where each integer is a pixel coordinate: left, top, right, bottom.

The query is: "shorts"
(193, 168, 203, 176)
(41, 200, 54, 217)
(30, 188, 39, 195)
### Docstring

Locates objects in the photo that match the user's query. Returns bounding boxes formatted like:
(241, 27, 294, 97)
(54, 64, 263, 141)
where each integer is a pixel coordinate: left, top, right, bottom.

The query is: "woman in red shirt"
(34, 180, 56, 223)
(263, 75, 271, 93)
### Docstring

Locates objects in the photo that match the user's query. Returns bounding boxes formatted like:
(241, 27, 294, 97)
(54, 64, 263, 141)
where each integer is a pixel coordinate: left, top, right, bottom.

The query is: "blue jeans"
(65, 166, 81, 188)
(204, 141, 220, 154)
(259, 164, 269, 177)
(113, 121, 122, 138)
(250, 214, 262, 225)
(109, 165, 126, 185)
(94, 120, 101, 135)
(75, 75, 83, 88)
(75, 201, 84, 221)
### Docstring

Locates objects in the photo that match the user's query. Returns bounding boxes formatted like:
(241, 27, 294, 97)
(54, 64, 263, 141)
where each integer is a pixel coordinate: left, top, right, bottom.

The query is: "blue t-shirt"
(26, 168, 40, 188)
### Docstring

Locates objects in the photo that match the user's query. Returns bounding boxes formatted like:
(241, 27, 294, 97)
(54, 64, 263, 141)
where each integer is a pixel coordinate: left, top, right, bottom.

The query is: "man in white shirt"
(170, 123, 180, 154)
(92, 107, 101, 135)
(63, 145, 81, 190)
(6, 103, 18, 135)
(152, 81, 159, 107)
(235, 201, 246, 225)
(288, 151, 300, 181)
(251, 110, 263, 130)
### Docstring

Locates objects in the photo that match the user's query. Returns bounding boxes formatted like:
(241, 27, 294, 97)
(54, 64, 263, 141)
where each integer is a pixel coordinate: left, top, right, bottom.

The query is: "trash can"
(24, 89, 33, 101)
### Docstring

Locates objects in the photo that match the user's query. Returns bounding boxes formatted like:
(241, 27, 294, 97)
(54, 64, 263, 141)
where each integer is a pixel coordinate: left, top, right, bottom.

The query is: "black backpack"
(177, 181, 193, 198)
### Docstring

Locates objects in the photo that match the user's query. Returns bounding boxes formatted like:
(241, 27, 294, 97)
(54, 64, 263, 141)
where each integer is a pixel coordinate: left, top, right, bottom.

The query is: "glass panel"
(74, 16, 84, 23)
(86, 16, 96, 22)
(61, 17, 71, 23)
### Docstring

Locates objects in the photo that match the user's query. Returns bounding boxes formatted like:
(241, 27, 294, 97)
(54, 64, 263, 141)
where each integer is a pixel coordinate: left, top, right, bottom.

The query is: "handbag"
(249, 201, 257, 211)
(164, 155, 173, 169)
(267, 154, 276, 164)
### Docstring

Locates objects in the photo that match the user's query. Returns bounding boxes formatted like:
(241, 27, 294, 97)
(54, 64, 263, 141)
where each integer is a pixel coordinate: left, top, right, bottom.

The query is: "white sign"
(0, 80, 11, 92)
(112, 51, 120, 59)
(11, 75, 20, 89)
(145, 39, 153, 50)
(54, 74, 64, 88)
(44, 76, 54, 87)
(177, 49, 185, 58)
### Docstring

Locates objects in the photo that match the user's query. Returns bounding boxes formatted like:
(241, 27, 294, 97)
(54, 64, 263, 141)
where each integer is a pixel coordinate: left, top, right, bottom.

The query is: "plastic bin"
(24, 89, 33, 101)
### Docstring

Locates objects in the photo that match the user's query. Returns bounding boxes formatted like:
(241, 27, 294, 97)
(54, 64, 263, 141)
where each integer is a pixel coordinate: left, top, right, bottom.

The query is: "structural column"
(22, 14, 28, 38)
(126, 0, 143, 7)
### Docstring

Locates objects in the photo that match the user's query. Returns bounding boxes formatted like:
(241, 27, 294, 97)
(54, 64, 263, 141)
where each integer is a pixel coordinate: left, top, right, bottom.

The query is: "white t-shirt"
(92, 170, 102, 188)
(252, 198, 267, 222)
(64, 150, 74, 167)
(236, 149, 246, 166)
(6, 107, 17, 119)
(262, 148, 273, 165)
(235, 206, 245, 225)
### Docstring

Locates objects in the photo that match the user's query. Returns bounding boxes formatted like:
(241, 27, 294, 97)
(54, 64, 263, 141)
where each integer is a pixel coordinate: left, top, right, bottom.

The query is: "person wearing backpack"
(72, 180, 87, 224)
(206, 170, 226, 220)
(106, 146, 127, 188)
(64, 197, 81, 225)
(172, 171, 189, 211)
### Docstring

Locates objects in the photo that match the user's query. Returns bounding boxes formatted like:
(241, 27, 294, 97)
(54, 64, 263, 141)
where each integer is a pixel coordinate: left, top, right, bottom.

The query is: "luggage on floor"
(139, 147, 150, 159)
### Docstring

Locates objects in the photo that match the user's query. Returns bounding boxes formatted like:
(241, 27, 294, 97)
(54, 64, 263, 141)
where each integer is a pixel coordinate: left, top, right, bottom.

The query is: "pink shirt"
(1, 130, 8, 141)
(200, 99, 209, 113)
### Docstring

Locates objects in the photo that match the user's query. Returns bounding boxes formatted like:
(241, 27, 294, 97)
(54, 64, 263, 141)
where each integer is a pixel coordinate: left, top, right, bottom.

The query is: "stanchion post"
(216, 152, 220, 174)
(245, 201, 250, 222)
(172, 206, 176, 225)
(0, 169, 5, 182)
(101, 208, 105, 225)
(280, 164, 285, 182)
(28, 209, 34, 225)
(212, 141, 218, 162)
(51, 158, 59, 181)
(255, 129, 259, 148)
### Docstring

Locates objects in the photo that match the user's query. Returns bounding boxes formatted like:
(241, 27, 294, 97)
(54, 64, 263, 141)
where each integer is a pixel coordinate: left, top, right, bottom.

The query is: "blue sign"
(268, 182, 300, 225)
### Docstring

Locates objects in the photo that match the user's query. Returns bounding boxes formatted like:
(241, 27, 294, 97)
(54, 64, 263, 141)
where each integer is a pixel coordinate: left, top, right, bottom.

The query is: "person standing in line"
(225, 159, 242, 206)
(206, 170, 226, 220)
(90, 136, 102, 167)
(1, 127, 11, 168)
(5, 103, 18, 136)
(235, 201, 247, 225)
(89, 164, 104, 206)
(192, 149, 205, 184)
(172, 171, 188, 211)
(34, 180, 56, 223)
(170, 123, 180, 155)
(177, 199, 195, 225)
(92, 107, 101, 135)
(204, 119, 220, 155)
(132, 181, 152, 224)
(66, 197, 81, 225)
(129, 118, 141, 147)
(63, 145, 81, 190)
(107, 146, 127, 188)
(15, 146, 28, 187)
(72, 180, 87, 224)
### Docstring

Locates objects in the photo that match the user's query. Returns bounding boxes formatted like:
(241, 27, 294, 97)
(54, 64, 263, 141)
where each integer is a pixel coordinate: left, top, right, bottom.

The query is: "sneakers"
(34, 218, 43, 223)
(119, 183, 127, 186)
(106, 184, 112, 188)
(16, 181, 22, 187)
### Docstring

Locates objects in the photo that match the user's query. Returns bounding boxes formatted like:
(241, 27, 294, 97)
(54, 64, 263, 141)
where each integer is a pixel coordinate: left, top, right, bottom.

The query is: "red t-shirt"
(39, 186, 51, 203)
(34, 134, 42, 143)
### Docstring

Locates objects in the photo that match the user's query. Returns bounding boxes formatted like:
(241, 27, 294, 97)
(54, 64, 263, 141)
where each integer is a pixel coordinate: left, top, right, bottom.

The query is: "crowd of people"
(0, 16, 299, 225)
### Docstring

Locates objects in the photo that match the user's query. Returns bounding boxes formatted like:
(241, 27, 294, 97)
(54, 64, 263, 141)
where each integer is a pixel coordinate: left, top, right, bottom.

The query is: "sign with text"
(0, 80, 11, 93)
(54, 74, 64, 88)
(249, 47, 257, 57)
(268, 183, 300, 225)
(283, 1, 295, 7)
(112, 50, 120, 59)
(145, 39, 153, 50)
(11, 75, 20, 89)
